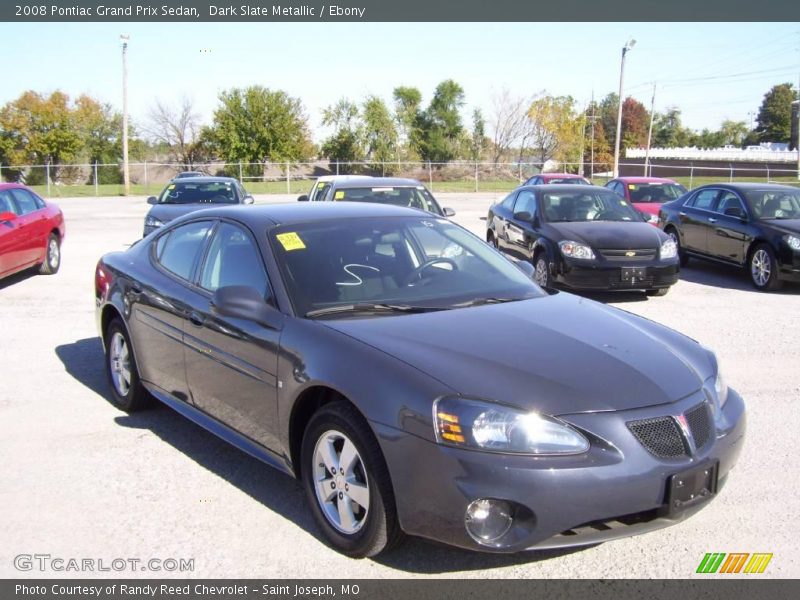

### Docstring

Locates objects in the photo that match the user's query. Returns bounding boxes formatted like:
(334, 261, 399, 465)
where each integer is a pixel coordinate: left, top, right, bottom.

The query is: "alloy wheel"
(47, 238, 60, 270)
(312, 430, 370, 535)
(109, 331, 132, 397)
(534, 257, 549, 287)
(751, 248, 771, 287)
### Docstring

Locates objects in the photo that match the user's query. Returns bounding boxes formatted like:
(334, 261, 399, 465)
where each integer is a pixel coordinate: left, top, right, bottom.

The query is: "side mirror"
(513, 211, 533, 222)
(442, 207, 456, 217)
(243, 195, 255, 205)
(0, 210, 17, 223)
(146, 196, 157, 205)
(210, 286, 284, 330)
(514, 260, 535, 279)
(297, 194, 309, 202)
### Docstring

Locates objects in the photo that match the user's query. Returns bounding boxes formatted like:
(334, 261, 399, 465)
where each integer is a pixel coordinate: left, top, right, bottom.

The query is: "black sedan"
(487, 184, 680, 295)
(143, 176, 254, 237)
(659, 183, 800, 291)
(95, 202, 744, 556)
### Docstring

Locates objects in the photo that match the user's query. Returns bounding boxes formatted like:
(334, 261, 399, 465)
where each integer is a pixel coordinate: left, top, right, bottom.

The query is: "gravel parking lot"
(1, 192, 799, 578)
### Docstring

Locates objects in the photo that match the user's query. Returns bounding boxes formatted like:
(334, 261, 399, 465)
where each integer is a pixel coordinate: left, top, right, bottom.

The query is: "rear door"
(183, 220, 282, 450)
(8, 188, 48, 265)
(680, 188, 720, 254)
(707, 190, 750, 264)
(0, 189, 29, 276)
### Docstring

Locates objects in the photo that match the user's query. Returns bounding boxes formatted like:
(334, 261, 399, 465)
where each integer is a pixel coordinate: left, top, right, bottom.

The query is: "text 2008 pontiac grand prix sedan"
(94, 202, 745, 557)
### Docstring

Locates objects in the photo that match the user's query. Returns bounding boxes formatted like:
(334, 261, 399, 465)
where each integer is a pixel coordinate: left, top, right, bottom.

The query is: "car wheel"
(666, 228, 688, 267)
(646, 288, 670, 297)
(488, 232, 499, 249)
(534, 254, 550, 288)
(104, 318, 152, 412)
(38, 233, 61, 275)
(301, 401, 402, 558)
(749, 243, 783, 292)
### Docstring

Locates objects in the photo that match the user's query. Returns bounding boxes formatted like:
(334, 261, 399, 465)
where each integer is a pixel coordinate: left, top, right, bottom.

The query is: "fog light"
(464, 499, 514, 543)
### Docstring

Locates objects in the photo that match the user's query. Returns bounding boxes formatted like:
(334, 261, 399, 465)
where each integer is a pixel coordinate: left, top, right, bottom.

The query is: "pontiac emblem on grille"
(674, 413, 695, 454)
(625, 251, 636, 257)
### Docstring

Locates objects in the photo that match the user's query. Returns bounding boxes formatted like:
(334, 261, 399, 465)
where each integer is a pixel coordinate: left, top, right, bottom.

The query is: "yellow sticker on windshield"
(334, 191, 345, 200)
(628, 184, 636, 190)
(276, 232, 306, 251)
(168, 184, 175, 190)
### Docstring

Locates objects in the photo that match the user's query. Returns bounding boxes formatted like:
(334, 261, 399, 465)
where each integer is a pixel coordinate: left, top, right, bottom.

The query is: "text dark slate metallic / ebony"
(94, 202, 745, 557)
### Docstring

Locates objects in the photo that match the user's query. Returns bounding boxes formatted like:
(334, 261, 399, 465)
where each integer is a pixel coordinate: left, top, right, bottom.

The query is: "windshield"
(270, 216, 542, 317)
(158, 181, 238, 204)
(542, 190, 643, 222)
(744, 190, 800, 220)
(627, 183, 687, 203)
(332, 186, 442, 215)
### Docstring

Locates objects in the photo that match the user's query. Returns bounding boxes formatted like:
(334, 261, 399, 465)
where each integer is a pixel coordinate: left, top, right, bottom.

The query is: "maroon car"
(524, 173, 591, 186)
(605, 177, 687, 225)
(0, 183, 65, 280)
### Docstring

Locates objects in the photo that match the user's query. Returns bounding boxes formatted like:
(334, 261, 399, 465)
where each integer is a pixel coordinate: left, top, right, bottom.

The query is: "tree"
(755, 83, 798, 144)
(146, 97, 207, 169)
(362, 96, 398, 169)
(652, 107, 692, 148)
(420, 80, 466, 163)
(718, 119, 749, 147)
(470, 108, 488, 161)
(320, 98, 363, 165)
(620, 97, 649, 149)
(526, 95, 583, 165)
(209, 86, 313, 175)
(489, 89, 538, 163)
(73, 95, 125, 183)
(393, 86, 424, 161)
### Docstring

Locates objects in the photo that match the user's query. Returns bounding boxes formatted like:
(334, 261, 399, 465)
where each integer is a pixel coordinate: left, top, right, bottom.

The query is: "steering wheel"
(402, 258, 458, 286)
(594, 210, 619, 221)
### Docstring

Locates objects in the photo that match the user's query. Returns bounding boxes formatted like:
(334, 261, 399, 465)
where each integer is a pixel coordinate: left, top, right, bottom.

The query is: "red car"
(524, 173, 592, 185)
(0, 183, 65, 280)
(605, 177, 687, 225)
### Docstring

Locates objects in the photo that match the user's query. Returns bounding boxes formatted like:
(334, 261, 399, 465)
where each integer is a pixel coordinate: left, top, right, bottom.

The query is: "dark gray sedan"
(143, 176, 254, 237)
(95, 202, 745, 557)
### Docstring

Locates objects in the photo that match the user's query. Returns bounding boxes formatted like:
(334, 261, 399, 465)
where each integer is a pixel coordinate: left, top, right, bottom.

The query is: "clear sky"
(1, 22, 798, 141)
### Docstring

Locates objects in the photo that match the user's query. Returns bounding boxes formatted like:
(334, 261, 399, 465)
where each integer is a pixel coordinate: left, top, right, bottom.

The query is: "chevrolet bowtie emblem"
(625, 251, 636, 257)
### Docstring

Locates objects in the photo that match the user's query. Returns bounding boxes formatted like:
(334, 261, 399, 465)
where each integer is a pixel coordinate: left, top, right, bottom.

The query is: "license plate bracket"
(666, 462, 718, 514)
(621, 266, 647, 282)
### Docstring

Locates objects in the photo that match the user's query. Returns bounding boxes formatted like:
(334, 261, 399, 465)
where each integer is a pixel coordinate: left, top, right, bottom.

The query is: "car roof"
(183, 201, 430, 228)
(166, 176, 239, 184)
(0, 182, 29, 190)
(330, 176, 425, 189)
(694, 182, 800, 192)
(316, 175, 372, 182)
(519, 183, 612, 193)
(615, 176, 678, 184)
(538, 173, 586, 178)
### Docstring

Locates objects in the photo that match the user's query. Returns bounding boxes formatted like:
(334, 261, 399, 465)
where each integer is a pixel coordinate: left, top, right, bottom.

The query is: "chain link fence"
(0, 159, 798, 198)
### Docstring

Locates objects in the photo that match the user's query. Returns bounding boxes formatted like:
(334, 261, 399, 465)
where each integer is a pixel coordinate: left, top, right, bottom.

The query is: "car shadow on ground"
(567, 288, 652, 304)
(55, 336, 590, 573)
(0, 267, 37, 290)
(679, 260, 799, 294)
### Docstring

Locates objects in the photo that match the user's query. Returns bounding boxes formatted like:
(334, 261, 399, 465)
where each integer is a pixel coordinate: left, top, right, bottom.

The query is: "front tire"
(749, 243, 783, 292)
(301, 401, 402, 557)
(534, 254, 550, 288)
(646, 288, 670, 297)
(666, 228, 688, 267)
(38, 233, 61, 275)
(104, 318, 152, 412)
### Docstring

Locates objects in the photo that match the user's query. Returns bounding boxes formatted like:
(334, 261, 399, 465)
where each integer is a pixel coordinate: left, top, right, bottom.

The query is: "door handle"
(679, 211, 687, 217)
(708, 217, 717, 223)
(188, 312, 205, 327)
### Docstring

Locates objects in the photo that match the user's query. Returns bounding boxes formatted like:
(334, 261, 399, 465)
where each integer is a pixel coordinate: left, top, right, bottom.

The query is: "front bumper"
(375, 388, 745, 553)
(777, 246, 800, 283)
(553, 257, 679, 291)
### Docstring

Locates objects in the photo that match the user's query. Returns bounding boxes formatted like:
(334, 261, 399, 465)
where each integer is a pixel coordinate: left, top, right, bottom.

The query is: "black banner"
(2, 0, 800, 22)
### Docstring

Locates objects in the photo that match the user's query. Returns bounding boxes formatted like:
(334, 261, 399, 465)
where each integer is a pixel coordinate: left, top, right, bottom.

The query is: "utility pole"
(644, 83, 656, 176)
(121, 34, 130, 196)
(613, 39, 636, 178)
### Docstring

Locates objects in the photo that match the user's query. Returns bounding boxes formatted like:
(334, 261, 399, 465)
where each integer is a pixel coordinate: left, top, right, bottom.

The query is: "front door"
(680, 188, 720, 254)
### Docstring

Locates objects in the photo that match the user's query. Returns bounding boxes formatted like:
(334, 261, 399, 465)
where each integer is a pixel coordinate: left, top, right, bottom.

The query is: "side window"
(199, 222, 269, 298)
(715, 192, 745, 216)
(689, 189, 719, 211)
(313, 183, 331, 202)
(613, 182, 625, 196)
(513, 190, 537, 217)
(9, 189, 40, 215)
(500, 192, 517, 210)
(0, 190, 16, 214)
(155, 221, 213, 281)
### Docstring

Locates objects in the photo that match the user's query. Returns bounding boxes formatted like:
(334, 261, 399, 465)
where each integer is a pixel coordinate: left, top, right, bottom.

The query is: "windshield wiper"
(449, 297, 524, 308)
(305, 303, 447, 318)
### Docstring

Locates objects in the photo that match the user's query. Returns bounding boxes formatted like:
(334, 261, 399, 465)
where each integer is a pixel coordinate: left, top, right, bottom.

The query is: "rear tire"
(104, 318, 152, 412)
(38, 233, 61, 275)
(301, 401, 403, 558)
(646, 288, 670, 297)
(748, 243, 783, 292)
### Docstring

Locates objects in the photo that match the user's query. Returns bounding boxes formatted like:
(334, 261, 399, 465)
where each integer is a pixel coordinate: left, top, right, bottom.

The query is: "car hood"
(324, 293, 711, 415)
(633, 202, 661, 216)
(552, 221, 664, 249)
(767, 219, 800, 235)
(147, 203, 219, 223)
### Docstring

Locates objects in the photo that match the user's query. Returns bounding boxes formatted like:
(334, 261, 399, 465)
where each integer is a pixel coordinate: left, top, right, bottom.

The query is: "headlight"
(714, 371, 729, 408)
(660, 237, 678, 260)
(145, 215, 164, 229)
(646, 213, 659, 224)
(558, 240, 595, 260)
(785, 234, 800, 251)
(433, 397, 590, 455)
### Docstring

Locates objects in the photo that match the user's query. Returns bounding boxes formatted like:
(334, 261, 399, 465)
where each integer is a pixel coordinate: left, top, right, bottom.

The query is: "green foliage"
(320, 98, 363, 165)
(420, 80, 465, 163)
(470, 109, 488, 161)
(755, 83, 798, 144)
(393, 86, 424, 161)
(209, 86, 313, 174)
(362, 96, 398, 168)
(527, 95, 583, 164)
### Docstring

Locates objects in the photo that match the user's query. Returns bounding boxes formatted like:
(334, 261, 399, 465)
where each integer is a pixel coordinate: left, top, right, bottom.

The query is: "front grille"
(599, 248, 657, 261)
(627, 401, 714, 458)
(609, 276, 654, 288)
(627, 417, 687, 458)
(685, 402, 712, 450)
